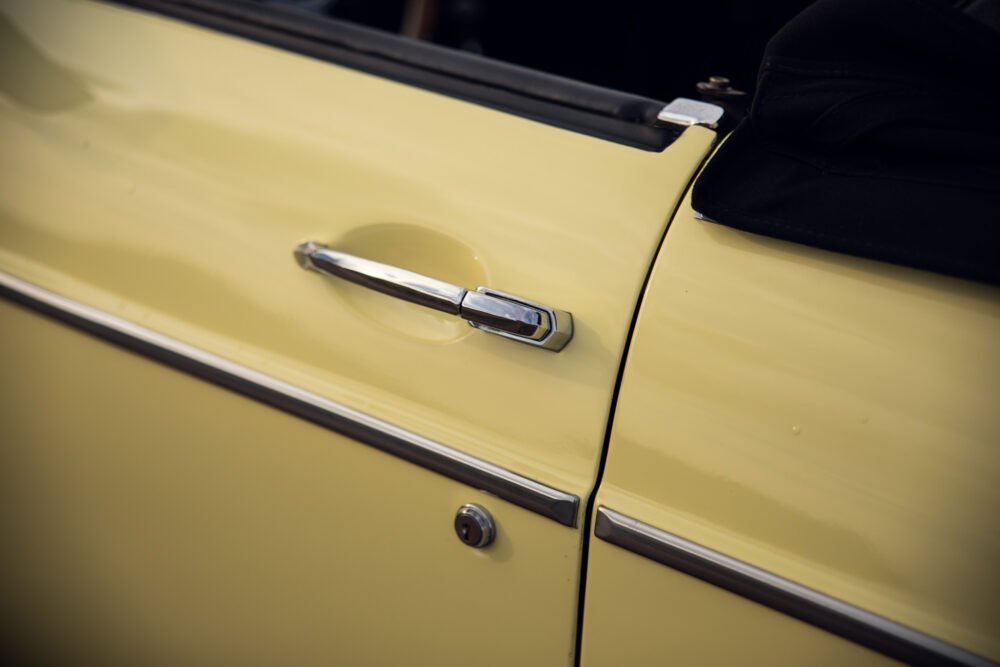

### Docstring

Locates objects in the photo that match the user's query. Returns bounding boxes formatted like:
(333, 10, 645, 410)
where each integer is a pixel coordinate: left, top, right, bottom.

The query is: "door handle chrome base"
(294, 241, 573, 351)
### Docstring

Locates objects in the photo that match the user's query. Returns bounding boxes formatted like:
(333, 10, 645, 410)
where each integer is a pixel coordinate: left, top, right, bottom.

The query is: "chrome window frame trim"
(0, 270, 580, 527)
(594, 506, 997, 667)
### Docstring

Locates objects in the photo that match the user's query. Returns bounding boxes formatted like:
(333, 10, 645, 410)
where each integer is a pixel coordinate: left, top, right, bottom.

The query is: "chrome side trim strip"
(594, 507, 997, 667)
(0, 271, 579, 527)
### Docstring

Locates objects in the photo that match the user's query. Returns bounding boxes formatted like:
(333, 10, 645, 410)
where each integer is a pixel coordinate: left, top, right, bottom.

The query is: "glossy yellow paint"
(1, 299, 581, 665)
(583, 194, 1000, 663)
(0, 0, 714, 500)
(0, 0, 716, 663)
(582, 540, 901, 666)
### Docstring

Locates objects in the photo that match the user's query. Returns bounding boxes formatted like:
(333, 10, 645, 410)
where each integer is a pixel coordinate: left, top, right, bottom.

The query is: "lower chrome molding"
(0, 270, 579, 527)
(595, 507, 997, 667)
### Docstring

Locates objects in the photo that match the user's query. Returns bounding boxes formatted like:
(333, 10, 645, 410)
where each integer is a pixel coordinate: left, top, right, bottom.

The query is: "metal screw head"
(454, 504, 495, 548)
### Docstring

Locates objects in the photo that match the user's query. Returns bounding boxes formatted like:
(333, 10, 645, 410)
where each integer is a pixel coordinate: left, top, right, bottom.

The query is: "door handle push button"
(454, 504, 495, 548)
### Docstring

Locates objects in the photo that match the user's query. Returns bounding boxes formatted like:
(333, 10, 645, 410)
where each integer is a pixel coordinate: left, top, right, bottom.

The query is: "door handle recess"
(294, 241, 573, 351)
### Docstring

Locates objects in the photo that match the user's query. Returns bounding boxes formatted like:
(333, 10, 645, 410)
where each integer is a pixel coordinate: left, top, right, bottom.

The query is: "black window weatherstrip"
(105, 0, 682, 151)
(0, 271, 580, 527)
(595, 507, 998, 667)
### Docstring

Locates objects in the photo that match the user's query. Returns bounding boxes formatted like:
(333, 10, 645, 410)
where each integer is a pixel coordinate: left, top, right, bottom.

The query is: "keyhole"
(454, 504, 494, 548)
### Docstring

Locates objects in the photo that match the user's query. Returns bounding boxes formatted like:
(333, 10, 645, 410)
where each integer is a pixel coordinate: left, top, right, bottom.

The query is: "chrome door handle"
(294, 241, 573, 351)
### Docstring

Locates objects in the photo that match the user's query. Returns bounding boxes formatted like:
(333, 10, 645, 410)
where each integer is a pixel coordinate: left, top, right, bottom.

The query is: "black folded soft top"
(693, 0, 1000, 284)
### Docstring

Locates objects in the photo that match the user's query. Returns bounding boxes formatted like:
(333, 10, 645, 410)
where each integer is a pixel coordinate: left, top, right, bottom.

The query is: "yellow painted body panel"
(583, 540, 900, 666)
(583, 194, 1000, 663)
(0, 0, 713, 496)
(0, 0, 715, 663)
(1, 300, 580, 665)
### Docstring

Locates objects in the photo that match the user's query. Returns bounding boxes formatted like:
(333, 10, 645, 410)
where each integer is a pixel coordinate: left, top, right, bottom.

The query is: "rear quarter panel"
(583, 193, 1000, 664)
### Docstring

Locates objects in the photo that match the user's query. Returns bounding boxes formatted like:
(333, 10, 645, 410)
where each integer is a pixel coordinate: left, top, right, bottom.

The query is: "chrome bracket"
(656, 97, 725, 129)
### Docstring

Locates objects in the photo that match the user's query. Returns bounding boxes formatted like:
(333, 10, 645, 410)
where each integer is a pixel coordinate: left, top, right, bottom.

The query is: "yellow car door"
(0, 0, 716, 663)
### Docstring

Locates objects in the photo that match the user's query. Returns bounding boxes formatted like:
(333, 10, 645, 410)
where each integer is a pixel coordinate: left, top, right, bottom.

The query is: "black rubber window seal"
(107, 0, 682, 151)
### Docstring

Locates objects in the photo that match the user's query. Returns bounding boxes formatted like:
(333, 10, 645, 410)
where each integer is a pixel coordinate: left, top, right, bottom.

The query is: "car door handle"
(294, 241, 573, 351)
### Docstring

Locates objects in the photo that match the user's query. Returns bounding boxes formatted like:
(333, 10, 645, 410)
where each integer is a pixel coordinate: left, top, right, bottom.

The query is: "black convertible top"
(692, 0, 1000, 284)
